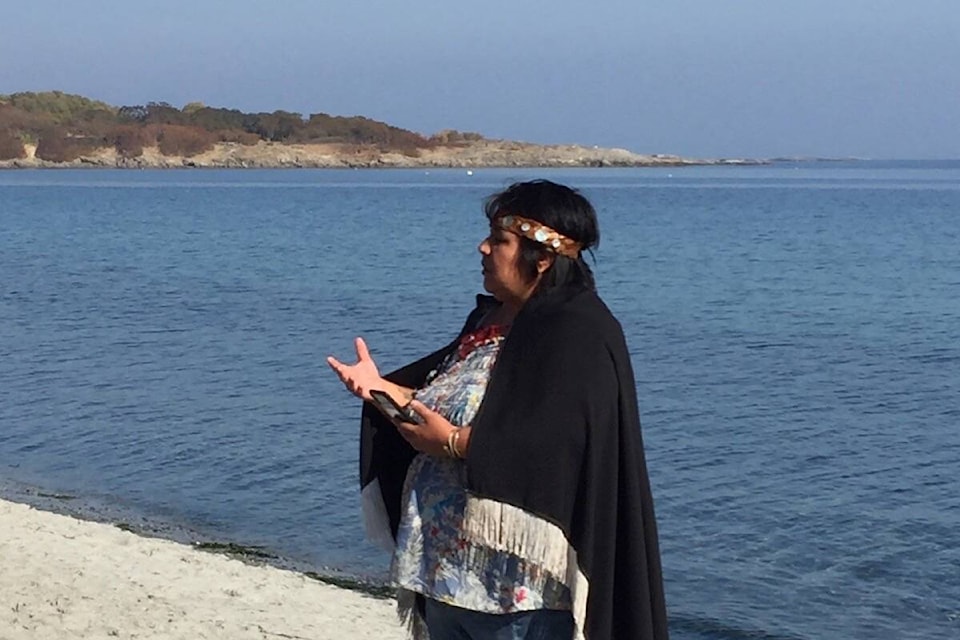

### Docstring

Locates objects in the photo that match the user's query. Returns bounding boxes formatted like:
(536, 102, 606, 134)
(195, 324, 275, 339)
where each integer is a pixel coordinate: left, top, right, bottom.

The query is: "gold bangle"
(451, 429, 464, 459)
(444, 428, 459, 458)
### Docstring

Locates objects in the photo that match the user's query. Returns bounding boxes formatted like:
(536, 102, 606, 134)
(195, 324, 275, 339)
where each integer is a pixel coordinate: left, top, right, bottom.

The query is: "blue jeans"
(424, 598, 575, 640)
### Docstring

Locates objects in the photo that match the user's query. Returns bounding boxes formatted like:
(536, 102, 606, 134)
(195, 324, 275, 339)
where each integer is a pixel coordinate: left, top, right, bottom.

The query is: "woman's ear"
(536, 253, 556, 275)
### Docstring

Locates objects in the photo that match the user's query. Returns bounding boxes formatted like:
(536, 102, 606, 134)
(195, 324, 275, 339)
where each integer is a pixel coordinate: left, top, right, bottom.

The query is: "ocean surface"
(1, 163, 958, 639)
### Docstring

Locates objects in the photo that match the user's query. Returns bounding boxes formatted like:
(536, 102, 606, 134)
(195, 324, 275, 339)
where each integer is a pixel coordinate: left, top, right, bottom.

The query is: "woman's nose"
(478, 239, 490, 254)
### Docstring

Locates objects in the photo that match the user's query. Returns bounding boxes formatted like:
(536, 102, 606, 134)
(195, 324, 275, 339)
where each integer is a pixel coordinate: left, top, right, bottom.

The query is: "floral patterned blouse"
(391, 324, 572, 613)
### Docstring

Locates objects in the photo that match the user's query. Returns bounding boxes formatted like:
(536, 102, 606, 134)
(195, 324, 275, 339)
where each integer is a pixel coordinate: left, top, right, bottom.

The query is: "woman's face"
(478, 224, 537, 307)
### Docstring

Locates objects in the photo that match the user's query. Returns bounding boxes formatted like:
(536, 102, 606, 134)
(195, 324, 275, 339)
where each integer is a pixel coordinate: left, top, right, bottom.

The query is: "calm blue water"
(1, 164, 958, 639)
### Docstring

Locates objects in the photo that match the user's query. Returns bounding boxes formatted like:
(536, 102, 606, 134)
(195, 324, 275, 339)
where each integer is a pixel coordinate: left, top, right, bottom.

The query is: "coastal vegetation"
(0, 90, 478, 162)
(0, 90, 751, 168)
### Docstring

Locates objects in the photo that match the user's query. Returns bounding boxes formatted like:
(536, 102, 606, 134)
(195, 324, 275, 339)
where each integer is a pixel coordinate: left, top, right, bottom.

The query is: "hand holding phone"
(369, 390, 418, 423)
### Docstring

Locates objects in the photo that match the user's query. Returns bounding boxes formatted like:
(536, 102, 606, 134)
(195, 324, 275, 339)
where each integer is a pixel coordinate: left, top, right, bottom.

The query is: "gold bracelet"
(444, 428, 459, 458)
(451, 429, 464, 459)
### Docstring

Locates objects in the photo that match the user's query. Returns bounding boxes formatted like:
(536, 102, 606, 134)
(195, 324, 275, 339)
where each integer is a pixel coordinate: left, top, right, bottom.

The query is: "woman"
(327, 180, 668, 640)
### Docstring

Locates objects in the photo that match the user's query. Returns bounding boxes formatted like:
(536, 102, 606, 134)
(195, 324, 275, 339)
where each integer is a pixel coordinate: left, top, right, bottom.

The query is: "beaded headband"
(496, 214, 583, 258)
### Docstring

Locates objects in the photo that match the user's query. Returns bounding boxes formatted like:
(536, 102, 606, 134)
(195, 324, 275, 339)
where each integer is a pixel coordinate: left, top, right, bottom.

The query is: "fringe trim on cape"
(397, 588, 430, 640)
(463, 495, 589, 640)
(361, 479, 395, 553)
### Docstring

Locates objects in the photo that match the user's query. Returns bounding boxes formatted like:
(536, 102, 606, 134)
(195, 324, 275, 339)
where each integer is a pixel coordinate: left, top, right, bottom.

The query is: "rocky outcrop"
(0, 140, 762, 169)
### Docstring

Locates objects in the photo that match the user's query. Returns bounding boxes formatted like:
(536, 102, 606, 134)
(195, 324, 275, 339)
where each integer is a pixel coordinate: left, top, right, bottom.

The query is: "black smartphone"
(369, 390, 418, 423)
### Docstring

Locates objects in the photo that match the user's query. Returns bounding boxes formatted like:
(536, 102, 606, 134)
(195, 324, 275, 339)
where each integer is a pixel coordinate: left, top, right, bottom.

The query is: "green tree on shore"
(0, 91, 486, 161)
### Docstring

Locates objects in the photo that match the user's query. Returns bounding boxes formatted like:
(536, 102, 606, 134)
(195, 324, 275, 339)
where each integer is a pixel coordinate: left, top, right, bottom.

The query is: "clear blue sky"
(2, 0, 958, 158)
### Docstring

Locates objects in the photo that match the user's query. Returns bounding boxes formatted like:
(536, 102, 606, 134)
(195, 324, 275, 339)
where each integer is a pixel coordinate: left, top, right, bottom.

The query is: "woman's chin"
(481, 277, 501, 299)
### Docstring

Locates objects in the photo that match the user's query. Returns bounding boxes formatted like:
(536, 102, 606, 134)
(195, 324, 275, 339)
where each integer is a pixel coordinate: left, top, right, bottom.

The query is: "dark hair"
(484, 179, 599, 293)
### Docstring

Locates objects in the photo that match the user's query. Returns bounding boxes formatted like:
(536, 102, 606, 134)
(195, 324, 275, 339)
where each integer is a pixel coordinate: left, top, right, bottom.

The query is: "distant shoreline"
(5, 91, 941, 170)
(0, 140, 766, 170)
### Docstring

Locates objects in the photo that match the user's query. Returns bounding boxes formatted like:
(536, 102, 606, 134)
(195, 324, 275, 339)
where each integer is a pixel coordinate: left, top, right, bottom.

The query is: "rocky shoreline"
(0, 139, 763, 169)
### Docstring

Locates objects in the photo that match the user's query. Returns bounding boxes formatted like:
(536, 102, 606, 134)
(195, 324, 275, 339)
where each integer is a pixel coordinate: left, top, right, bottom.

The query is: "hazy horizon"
(2, 1, 958, 159)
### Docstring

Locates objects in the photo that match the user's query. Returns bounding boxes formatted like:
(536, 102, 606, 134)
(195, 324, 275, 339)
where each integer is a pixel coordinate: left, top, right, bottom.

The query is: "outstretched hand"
(326, 337, 383, 401)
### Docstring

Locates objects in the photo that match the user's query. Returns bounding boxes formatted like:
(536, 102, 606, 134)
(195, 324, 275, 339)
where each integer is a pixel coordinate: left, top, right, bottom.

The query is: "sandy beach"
(0, 498, 406, 640)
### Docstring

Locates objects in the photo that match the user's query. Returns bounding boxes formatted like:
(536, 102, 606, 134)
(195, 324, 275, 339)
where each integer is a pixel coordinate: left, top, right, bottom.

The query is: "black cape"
(360, 285, 669, 640)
